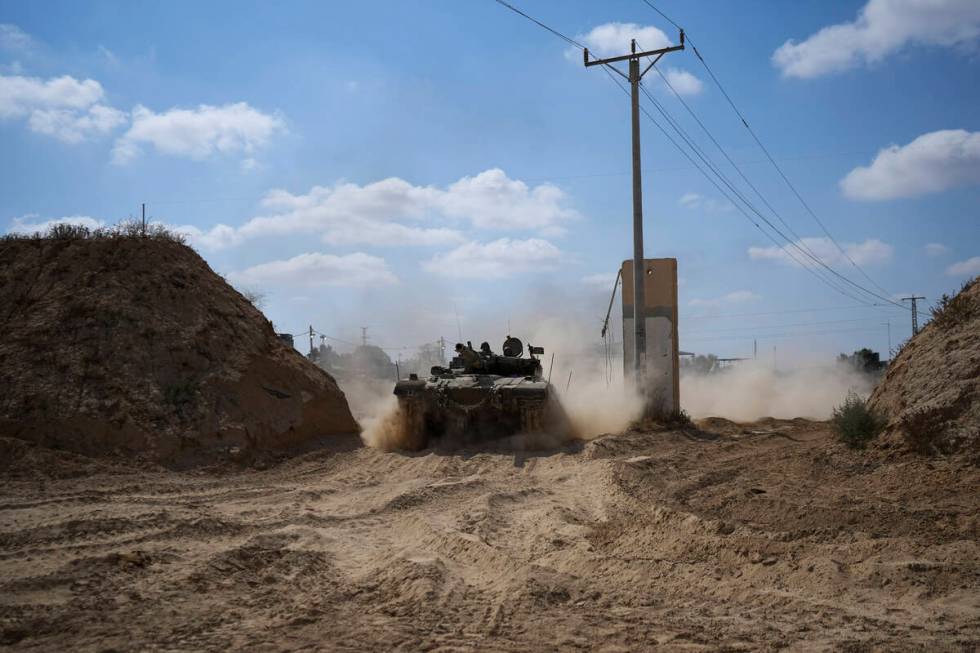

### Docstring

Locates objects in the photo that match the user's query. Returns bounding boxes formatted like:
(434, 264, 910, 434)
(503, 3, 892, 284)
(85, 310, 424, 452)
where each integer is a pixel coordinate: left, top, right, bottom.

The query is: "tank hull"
(393, 374, 571, 450)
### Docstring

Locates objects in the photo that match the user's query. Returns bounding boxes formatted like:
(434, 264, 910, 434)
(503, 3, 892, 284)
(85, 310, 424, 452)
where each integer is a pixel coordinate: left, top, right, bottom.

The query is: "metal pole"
(629, 47, 646, 383)
(901, 296, 925, 336)
(141, 202, 146, 236)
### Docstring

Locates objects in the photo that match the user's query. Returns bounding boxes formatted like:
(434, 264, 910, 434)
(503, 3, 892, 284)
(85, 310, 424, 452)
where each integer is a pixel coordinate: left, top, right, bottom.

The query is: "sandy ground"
(1, 419, 978, 652)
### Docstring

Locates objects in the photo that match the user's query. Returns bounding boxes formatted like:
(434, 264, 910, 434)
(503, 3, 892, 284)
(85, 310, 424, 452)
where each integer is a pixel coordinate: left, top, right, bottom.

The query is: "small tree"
(832, 392, 885, 449)
(240, 288, 266, 309)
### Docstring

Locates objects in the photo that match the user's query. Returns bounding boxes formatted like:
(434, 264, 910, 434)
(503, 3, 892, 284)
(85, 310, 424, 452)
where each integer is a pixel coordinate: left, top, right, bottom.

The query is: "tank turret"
(393, 336, 571, 449)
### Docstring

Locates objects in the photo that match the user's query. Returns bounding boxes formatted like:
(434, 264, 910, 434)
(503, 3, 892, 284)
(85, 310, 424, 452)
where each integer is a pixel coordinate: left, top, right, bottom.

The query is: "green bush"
(832, 392, 885, 449)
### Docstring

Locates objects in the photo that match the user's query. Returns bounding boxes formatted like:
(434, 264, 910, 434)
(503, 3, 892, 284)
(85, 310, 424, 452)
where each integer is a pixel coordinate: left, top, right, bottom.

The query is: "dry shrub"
(930, 278, 978, 331)
(1, 221, 187, 245)
(48, 223, 93, 240)
(900, 406, 949, 455)
(832, 392, 884, 449)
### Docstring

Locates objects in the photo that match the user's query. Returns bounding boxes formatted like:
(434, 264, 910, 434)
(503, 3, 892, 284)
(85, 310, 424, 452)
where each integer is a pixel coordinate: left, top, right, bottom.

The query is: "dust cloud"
(680, 360, 875, 421)
(335, 377, 398, 449)
(340, 317, 644, 450)
(525, 318, 645, 440)
(328, 278, 876, 448)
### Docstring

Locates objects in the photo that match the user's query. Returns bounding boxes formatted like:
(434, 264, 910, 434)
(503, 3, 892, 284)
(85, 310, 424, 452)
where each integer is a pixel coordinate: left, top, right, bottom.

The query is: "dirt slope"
(869, 277, 980, 455)
(0, 234, 359, 466)
(1, 419, 976, 651)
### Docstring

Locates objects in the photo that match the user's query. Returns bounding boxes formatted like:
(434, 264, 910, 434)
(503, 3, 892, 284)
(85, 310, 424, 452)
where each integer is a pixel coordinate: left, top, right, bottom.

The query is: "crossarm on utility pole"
(583, 42, 684, 67)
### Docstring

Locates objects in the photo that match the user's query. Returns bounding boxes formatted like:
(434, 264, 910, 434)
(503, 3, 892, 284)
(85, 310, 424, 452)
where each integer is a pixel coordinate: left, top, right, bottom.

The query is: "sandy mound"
(0, 232, 359, 466)
(869, 276, 980, 455)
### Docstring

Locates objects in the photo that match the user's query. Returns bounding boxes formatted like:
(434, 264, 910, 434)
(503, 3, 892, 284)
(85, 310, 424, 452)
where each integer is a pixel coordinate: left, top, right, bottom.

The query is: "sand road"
(1, 419, 978, 651)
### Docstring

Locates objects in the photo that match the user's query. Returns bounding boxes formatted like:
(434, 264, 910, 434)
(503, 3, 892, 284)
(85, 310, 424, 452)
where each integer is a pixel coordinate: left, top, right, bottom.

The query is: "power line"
(630, 47, 902, 310)
(489, 0, 903, 311)
(682, 326, 886, 342)
(649, 62, 827, 262)
(627, 38, 907, 311)
(637, 0, 898, 302)
(686, 316, 891, 334)
(492, 0, 585, 49)
(628, 72, 877, 306)
(639, 0, 682, 30)
(684, 303, 906, 321)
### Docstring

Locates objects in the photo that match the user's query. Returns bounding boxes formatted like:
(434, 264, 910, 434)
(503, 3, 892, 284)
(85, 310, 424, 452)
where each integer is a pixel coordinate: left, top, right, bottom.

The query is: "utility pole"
(901, 296, 926, 336)
(141, 202, 146, 236)
(308, 325, 314, 358)
(584, 32, 684, 383)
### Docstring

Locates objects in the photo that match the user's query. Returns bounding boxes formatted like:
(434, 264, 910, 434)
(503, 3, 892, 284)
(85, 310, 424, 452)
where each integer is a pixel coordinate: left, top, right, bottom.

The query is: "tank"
(392, 336, 572, 450)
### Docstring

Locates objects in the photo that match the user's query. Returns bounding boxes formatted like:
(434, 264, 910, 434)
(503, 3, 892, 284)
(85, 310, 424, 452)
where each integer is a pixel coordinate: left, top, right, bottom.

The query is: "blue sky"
(2, 0, 978, 361)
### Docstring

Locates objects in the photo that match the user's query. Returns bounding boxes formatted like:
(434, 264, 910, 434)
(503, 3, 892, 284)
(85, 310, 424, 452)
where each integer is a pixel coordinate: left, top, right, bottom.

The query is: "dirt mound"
(0, 233, 359, 466)
(869, 276, 980, 455)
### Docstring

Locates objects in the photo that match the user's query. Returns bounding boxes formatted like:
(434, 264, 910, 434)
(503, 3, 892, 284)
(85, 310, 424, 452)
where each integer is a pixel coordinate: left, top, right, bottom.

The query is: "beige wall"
(621, 258, 680, 414)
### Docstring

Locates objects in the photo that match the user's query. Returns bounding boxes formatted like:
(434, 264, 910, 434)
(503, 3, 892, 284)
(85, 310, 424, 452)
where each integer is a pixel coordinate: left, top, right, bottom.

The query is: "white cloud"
(840, 129, 980, 200)
(576, 22, 673, 58)
(28, 104, 126, 143)
(423, 238, 562, 279)
(582, 272, 619, 288)
(7, 214, 104, 235)
(228, 252, 398, 288)
(678, 192, 731, 212)
(689, 290, 761, 308)
(773, 0, 980, 79)
(173, 223, 245, 250)
(663, 68, 703, 96)
(112, 102, 285, 164)
(749, 237, 893, 267)
(946, 256, 980, 277)
(0, 24, 34, 52)
(439, 169, 579, 230)
(0, 74, 124, 143)
(924, 242, 949, 257)
(0, 74, 105, 118)
(572, 23, 702, 96)
(678, 192, 701, 208)
(190, 169, 578, 251)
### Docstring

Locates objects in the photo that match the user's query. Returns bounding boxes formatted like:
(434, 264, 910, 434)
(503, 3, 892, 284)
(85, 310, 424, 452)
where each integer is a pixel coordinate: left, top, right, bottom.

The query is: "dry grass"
(1, 220, 187, 244)
(930, 277, 978, 331)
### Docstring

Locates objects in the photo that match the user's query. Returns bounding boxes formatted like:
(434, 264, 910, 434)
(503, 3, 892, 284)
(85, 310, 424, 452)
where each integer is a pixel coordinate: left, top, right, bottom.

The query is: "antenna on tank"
(453, 302, 463, 341)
